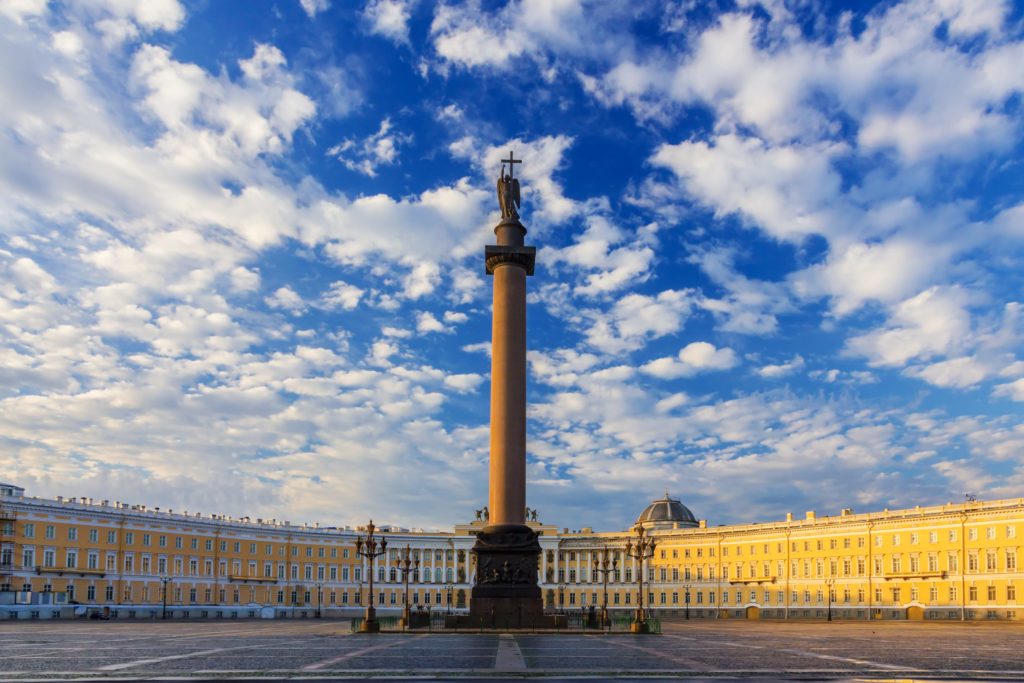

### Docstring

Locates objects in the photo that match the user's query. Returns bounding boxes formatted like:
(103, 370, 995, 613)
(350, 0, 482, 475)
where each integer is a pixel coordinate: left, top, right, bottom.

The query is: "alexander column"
(467, 152, 545, 627)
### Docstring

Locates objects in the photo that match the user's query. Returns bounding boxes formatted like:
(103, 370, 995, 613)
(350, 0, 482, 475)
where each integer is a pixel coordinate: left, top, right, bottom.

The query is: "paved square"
(0, 619, 1022, 680)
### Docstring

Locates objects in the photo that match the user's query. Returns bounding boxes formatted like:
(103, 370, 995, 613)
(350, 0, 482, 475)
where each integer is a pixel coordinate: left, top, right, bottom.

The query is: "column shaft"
(489, 262, 527, 526)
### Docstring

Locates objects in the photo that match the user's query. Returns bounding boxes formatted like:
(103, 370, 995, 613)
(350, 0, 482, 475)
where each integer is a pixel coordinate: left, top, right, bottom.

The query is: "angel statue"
(496, 162, 521, 220)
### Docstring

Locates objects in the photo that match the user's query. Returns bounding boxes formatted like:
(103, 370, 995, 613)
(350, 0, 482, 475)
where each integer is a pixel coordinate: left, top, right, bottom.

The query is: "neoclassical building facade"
(1, 483, 1021, 621)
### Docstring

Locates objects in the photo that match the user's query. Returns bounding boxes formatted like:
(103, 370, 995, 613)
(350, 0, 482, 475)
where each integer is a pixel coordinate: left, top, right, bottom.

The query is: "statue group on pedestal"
(473, 505, 537, 522)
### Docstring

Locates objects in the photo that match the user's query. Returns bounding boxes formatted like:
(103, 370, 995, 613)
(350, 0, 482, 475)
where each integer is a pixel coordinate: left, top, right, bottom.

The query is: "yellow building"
(1, 484, 1020, 621)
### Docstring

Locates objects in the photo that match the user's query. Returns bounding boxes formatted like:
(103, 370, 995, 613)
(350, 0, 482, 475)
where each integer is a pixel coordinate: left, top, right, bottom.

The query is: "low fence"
(349, 611, 661, 632)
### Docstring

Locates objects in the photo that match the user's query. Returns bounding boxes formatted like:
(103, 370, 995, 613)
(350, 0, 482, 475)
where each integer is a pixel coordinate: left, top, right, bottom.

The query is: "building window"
(89, 529, 98, 543)
(105, 585, 114, 601)
(1008, 584, 1016, 601)
(87, 586, 96, 601)
(125, 532, 134, 545)
(45, 525, 55, 540)
(987, 585, 996, 601)
(969, 585, 978, 601)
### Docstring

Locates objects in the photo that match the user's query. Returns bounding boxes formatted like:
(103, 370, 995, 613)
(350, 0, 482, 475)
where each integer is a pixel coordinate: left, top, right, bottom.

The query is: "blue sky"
(2, 0, 1024, 531)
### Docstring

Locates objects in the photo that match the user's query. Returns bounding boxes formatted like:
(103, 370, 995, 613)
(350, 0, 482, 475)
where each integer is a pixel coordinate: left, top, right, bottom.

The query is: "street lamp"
(683, 583, 691, 621)
(557, 582, 566, 615)
(444, 582, 454, 614)
(160, 576, 172, 620)
(396, 544, 420, 630)
(594, 546, 618, 629)
(825, 578, 835, 622)
(355, 519, 387, 633)
(624, 524, 657, 633)
(315, 582, 323, 619)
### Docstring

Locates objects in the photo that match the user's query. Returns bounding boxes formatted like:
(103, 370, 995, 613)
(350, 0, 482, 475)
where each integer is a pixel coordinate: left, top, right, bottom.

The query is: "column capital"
(485, 245, 536, 276)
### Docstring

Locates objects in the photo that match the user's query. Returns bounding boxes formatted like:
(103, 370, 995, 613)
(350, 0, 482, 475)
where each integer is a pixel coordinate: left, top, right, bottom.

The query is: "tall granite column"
(466, 155, 545, 628)
(488, 217, 531, 525)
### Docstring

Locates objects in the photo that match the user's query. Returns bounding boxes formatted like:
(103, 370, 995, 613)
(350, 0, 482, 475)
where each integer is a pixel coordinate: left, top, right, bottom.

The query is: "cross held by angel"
(496, 151, 521, 220)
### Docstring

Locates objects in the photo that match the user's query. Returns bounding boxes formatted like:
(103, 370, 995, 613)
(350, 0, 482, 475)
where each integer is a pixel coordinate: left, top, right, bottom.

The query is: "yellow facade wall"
(1, 495, 1021, 620)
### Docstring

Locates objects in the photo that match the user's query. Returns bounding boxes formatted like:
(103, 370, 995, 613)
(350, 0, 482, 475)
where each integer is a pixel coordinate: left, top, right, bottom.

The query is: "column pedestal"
(466, 524, 545, 628)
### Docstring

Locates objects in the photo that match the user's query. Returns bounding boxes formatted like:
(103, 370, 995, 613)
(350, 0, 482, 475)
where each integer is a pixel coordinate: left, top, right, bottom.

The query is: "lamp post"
(557, 582, 566, 615)
(683, 582, 691, 621)
(826, 578, 835, 622)
(445, 582, 454, 614)
(624, 524, 657, 633)
(355, 520, 387, 633)
(316, 582, 323, 619)
(160, 576, 171, 620)
(396, 544, 420, 630)
(594, 546, 618, 629)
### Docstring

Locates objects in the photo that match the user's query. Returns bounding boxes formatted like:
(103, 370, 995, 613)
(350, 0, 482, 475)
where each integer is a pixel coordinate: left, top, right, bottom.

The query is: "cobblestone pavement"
(0, 619, 1022, 680)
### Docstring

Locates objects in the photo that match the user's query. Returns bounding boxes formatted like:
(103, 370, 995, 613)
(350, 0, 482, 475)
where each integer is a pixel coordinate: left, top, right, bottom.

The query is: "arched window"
(378, 566, 385, 581)
(389, 567, 397, 582)
(434, 568, 442, 583)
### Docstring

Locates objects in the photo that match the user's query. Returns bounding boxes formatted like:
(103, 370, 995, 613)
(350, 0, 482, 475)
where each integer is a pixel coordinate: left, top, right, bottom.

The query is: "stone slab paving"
(0, 619, 1022, 680)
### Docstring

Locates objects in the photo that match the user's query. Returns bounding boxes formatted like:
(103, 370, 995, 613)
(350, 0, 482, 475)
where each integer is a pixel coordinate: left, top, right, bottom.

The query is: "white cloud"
(652, 134, 847, 243)
(689, 247, 791, 335)
(265, 286, 306, 314)
(584, 289, 694, 354)
(641, 341, 738, 379)
(444, 372, 484, 393)
(326, 117, 411, 177)
(908, 356, 991, 388)
(442, 310, 468, 324)
(845, 287, 973, 367)
(321, 280, 364, 311)
(364, 0, 415, 44)
(416, 311, 448, 334)
(546, 215, 654, 297)
(994, 378, 1024, 402)
(757, 355, 805, 379)
(0, 0, 48, 22)
(300, 0, 329, 18)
